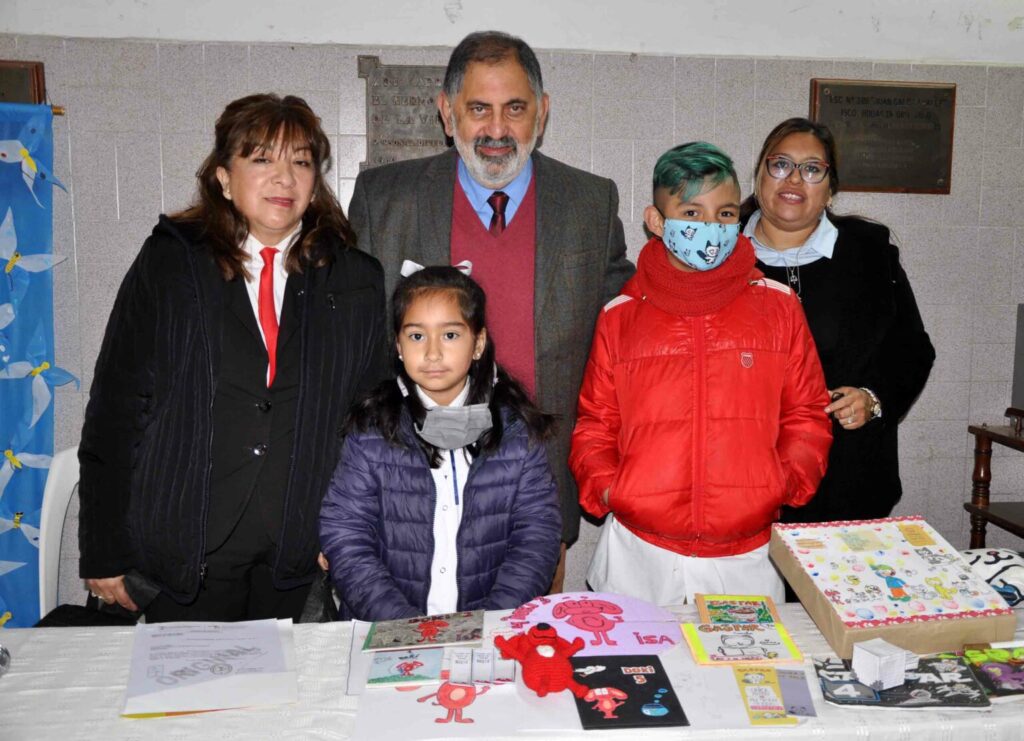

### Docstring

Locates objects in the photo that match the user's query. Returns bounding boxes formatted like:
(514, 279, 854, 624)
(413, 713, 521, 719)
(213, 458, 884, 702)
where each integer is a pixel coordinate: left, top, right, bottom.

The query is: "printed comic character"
(415, 618, 450, 643)
(395, 660, 424, 677)
(717, 633, 778, 659)
(845, 575, 861, 586)
(551, 598, 624, 647)
(915, 547, 954, 566)
(980, 662, 1024, 691)
(864, 585, 882, 599)
(696, 241, 719, 264)
(909, 583, 937, 600)
(584, 687, 628, 719)
(682, 225, 697, 240)
(417, 671, 490, 724)
(953, 573, 981, 598)
(924, 576, 957, 600)
(870, 564, 911, 602)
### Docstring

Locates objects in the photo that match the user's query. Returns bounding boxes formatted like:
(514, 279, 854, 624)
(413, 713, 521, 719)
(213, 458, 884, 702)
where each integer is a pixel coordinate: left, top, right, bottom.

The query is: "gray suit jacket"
(349, 147, 633, 544)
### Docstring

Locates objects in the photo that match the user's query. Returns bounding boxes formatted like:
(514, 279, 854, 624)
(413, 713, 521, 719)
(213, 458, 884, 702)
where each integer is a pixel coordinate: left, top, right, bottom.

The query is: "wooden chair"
(966, 408, 1024, 547)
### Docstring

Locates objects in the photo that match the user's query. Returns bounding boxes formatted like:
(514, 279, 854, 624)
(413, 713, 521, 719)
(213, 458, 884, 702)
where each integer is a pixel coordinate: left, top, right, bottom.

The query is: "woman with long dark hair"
(741, 117, 935, 523)
(79, 94, 386, 622)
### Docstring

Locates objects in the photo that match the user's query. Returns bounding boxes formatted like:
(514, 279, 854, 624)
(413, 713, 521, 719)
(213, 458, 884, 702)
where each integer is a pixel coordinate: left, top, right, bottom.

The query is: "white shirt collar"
(413, 379, 471, 410)
(744, 210, 838, 267)
(241, 224, 303, 266)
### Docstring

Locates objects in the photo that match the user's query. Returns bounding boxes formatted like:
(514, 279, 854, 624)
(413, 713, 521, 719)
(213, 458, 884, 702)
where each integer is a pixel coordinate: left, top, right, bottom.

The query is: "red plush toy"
(493, 622, 589, 698)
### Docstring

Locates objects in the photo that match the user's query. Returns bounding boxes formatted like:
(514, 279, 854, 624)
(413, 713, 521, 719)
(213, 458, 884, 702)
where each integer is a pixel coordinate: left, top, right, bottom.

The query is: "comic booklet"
(362, 610, 484, 651)
(731, 665, 798, 726)
(814, 656, 991, 708)
(940, 642, 1024, 698)
(570, 654, 689, 730)
(366, 647, 444, 687)
(696, 594, 781, 624)
(681, 622, 803, 665)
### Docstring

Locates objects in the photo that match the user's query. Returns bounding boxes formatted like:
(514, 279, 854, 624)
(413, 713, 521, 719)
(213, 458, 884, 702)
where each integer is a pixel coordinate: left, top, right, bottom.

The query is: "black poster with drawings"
(814, 657, 990, 708)
(570, 655, 688, 730)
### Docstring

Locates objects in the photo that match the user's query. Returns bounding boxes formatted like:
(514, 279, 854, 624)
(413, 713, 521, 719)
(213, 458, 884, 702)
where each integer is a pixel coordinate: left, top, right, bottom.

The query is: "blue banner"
(0, 103, 74, 628)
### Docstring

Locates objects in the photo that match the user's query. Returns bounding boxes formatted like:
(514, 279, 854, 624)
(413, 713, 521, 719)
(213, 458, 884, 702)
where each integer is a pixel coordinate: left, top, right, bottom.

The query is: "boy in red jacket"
(570, 142, 832, 605)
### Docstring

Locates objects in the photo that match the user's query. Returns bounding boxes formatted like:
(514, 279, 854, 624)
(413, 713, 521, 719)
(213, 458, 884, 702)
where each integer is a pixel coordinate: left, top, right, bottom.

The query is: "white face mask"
(415, 404, 494, 450)
(662, 219, 740, 271)
(396, 376, 494, 450)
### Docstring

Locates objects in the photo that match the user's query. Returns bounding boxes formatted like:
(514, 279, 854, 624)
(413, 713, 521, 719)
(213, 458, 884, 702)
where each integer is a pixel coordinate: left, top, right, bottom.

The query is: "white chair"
(37, 447, 79, 618)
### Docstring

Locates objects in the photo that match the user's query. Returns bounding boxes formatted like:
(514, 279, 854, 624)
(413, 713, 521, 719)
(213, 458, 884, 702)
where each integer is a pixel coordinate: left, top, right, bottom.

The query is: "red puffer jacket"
(571, 264, 832, 558)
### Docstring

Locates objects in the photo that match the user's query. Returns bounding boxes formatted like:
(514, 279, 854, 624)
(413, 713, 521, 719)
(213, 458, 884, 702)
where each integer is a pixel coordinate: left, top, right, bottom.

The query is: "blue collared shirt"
(744, 210, 838, 267)
(457, 156, 534, 229)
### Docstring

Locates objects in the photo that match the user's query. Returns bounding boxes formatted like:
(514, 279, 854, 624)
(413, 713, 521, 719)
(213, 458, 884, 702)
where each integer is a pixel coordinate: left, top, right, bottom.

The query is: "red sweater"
(450, 178, 537, 397)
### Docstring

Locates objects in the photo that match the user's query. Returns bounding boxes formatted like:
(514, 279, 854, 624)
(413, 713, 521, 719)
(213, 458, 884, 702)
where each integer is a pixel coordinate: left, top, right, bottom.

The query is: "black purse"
(34, 571, 160, 627)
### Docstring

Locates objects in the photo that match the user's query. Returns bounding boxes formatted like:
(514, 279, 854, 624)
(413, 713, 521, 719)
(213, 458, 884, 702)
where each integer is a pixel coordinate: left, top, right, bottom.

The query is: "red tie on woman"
(258, 247, 279, 387)
(487, 191, 509, 237)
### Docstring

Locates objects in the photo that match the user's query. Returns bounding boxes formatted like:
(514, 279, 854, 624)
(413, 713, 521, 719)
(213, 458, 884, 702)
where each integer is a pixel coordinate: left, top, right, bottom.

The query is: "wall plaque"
(0, 61, 46, 105)
(810, 79, 956, 194)
(358, 56, 449, 170)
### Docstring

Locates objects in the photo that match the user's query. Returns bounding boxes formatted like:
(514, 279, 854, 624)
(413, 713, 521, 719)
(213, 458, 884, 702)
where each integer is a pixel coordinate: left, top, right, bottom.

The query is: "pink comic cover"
(498, 592, 682, 656)
(772, 517, 1011, 629)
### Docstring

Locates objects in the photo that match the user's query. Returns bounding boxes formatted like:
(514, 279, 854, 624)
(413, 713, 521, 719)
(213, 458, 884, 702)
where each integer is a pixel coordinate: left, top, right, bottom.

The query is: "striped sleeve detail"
(603, 294, 634, 312)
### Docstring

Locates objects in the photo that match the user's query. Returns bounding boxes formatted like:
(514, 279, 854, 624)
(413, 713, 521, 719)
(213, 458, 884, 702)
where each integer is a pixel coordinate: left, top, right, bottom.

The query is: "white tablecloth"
(1, 603, 1022, 741)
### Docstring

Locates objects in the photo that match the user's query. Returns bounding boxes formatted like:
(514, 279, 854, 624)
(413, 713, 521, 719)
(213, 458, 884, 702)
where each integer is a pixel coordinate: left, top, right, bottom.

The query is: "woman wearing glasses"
(741, 117, 934, 523)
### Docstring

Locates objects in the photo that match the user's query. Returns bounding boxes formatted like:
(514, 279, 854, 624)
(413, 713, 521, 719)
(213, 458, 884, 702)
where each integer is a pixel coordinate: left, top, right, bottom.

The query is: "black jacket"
(78, 216, 386, 602)
(754, 215, 935, 521)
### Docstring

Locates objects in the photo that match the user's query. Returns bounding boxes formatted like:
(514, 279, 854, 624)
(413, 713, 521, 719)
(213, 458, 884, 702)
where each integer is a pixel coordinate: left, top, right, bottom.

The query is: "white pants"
(587, 516, 784, 606)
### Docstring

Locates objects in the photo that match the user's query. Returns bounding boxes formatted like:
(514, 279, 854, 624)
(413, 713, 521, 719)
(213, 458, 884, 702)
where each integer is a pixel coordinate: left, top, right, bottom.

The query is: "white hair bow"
(400, 259, 473, 277)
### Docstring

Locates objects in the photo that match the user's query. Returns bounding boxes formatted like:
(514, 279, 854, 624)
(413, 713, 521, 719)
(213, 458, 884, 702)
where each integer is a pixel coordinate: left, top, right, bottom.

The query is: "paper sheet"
(122, 619, 297, 717)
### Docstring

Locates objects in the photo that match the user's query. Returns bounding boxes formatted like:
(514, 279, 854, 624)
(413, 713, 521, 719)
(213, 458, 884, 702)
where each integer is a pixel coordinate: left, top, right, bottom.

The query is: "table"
(1, 603, 1022, 741)
(968, 410, 1024, 547)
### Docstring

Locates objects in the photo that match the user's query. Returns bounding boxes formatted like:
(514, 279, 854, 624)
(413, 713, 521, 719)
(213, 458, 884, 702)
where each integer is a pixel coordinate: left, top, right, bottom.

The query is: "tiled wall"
(5, 34, 1023, 602)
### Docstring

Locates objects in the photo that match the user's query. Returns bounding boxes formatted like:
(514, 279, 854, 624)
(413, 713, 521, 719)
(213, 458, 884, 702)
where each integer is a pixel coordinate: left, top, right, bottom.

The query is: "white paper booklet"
(121, 618, 297, 717)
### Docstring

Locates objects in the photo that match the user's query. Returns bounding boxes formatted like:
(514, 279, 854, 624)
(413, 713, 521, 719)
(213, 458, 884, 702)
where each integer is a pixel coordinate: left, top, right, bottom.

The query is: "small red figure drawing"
(551, 598, 624, 646)
(395, 660, 424, 677)
(417, 671, 489, 723)
(823, 588, 843, 605)
(585, 687, 628, 718)
(415, 618, 450, 643)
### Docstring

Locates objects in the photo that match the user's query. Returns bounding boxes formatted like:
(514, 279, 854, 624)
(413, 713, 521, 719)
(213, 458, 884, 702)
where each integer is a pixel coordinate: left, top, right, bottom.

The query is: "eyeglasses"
(764, 155, 830, 184)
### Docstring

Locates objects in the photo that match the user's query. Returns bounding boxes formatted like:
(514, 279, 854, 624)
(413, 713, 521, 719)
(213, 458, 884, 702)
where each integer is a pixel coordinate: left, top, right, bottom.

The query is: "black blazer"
(754, 215, 935, 521)
(78, 217, 387, 602)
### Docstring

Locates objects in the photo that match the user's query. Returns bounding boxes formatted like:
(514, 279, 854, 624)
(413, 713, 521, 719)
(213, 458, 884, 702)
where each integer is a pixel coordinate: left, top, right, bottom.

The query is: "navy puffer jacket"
(319, 409, 561, 621)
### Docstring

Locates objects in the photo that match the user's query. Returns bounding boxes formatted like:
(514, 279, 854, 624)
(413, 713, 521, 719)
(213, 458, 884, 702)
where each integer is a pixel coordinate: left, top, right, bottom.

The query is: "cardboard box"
(769, 517, 1016, 659)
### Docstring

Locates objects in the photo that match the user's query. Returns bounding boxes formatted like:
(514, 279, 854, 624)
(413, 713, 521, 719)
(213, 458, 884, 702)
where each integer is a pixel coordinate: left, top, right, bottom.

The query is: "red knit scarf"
(635, 234, 761, 316)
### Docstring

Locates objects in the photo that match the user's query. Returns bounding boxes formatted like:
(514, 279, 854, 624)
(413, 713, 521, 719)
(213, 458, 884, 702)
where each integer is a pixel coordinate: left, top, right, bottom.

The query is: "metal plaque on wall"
(810, 79, 956, 194)
(358, 56, 449, 170)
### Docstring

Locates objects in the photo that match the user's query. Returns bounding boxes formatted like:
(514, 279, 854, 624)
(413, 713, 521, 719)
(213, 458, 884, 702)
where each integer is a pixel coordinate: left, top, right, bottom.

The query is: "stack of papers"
(121, 619, 297, 717)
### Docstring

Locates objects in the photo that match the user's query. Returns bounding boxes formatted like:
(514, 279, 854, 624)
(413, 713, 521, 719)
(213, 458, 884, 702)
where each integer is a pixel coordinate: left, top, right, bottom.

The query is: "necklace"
(754, 220, 805, 296)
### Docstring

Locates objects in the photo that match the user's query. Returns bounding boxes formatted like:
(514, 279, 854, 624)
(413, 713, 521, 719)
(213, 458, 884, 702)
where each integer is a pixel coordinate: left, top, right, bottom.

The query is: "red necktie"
(258, 247, 279, 388)
(487, 191, 509, 237)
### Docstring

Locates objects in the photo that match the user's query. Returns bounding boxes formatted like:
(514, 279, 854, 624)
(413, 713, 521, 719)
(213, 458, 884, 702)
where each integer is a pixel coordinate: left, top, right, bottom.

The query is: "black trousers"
(145, 498, 311, 623)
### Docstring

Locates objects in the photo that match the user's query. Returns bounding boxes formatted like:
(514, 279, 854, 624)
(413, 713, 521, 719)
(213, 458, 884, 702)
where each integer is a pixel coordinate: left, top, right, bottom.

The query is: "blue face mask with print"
(662, 219, 740, 271)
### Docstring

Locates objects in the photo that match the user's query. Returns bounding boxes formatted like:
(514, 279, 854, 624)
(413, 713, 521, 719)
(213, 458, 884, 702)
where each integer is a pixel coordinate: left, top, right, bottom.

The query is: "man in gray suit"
(349, 30, 633, 591)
